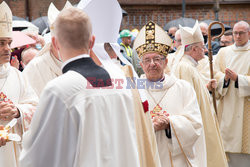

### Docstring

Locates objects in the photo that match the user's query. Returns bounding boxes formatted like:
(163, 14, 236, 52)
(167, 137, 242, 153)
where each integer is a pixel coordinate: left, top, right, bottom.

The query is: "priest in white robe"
(173, 21, 228, 167)
(77, 0, 161, 165)
(214, 21, 250, 167)
(19, 7, 140, 167)
(0, 2, 38, 167)
(23, 2, 72, 97)
(133, 21, 207, 167)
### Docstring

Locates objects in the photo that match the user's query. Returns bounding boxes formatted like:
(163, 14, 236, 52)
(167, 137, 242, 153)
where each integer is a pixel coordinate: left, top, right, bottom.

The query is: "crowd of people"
(0, 0, 249, 167)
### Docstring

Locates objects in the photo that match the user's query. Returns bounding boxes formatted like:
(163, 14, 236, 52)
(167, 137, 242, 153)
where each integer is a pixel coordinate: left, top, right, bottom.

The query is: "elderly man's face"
(220, 35, 234, 47)
(233, 24, 249, 47)
(174, 33, 182, 49)
(0, 38, 12, 65)
(140, 52, 167, 82)
(192, 42, 207, 61)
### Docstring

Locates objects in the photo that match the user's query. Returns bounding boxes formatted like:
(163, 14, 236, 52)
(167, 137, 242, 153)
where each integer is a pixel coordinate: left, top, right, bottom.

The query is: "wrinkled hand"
(207, 79, 217, 91)
(225, 68, 238, 81)
(0, 102, 20, 121)
(0, 125, 7, 147)
(153, 113, 170, 132)
(10, 56, 19, 69)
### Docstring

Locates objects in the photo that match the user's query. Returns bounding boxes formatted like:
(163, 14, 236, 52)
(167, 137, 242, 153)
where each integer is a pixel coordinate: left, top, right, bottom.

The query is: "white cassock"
(23, 43, 62, 97)
(144, 74, 206, 167)
(0, 63, 38, 167)
(214, 41, 250, 166)
(19, 55, 140, 167)
(174, 55, 228, 167)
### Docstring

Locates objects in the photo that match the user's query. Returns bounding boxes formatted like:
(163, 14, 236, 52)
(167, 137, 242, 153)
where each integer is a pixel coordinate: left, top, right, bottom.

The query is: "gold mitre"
(0, 1, 12, 38)
(179, 20, 204, 46)
(48, 1, 73, 35)
(133, 21, 172, 58)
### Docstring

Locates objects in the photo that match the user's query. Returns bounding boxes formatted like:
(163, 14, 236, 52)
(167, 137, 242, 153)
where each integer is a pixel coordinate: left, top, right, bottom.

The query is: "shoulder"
(175, 78, 193, 89)
(9, 66, 22, 77)
(25, 52, 48, 69)
(177, 59, 196, 73)
(44, 71, 86, 99)
(217, 45, 232, 55)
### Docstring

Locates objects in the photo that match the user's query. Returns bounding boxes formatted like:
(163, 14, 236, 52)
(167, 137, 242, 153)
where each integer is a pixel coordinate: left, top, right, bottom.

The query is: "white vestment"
(0, 63, 38, 167)
(145, 74, 206, 167)
(19, 55, 140, 167)
(23, 43, 62, 97)
(174, 55, 228, 167)
(214, 42, 250, 164)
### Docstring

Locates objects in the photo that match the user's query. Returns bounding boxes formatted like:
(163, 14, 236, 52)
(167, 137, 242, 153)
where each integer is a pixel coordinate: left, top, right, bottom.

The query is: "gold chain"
(0, 77, 8, 93)
(147, 89, 168, 107)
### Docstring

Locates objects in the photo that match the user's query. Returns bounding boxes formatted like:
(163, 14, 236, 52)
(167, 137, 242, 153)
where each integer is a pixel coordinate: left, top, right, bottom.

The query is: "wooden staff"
(208, 21, 225, 115)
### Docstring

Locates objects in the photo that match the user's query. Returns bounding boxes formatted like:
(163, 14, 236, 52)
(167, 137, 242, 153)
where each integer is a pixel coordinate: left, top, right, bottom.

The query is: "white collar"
(61, 54, 90, 70)
(185, 54, 198, 67)
(235, 40, 249, 48)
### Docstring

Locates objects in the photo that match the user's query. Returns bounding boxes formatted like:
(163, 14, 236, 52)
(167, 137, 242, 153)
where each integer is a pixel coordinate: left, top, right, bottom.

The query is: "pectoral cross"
(0, 92, 12, 103)
(150, 104, 162, 119)
(0, 13, 12, 31)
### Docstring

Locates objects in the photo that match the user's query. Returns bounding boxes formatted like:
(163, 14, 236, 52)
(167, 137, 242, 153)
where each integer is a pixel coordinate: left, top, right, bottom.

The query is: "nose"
(4, 43, 11, 51)
(204, 47, 208, 53)
(149, 59, 156, 65)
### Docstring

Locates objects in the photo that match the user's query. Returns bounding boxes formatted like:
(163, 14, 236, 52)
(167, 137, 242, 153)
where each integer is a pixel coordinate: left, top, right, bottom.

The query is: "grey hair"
(199, 22, 209, 29)
(184, 44, 194, 52)
(184, 42, 202, 52)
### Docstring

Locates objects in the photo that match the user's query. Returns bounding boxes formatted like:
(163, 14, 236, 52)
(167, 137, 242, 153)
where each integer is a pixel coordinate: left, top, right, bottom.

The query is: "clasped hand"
(225, 68, 238, 81)
(0, 102, 19, 121)
(153, 113, 170, 132)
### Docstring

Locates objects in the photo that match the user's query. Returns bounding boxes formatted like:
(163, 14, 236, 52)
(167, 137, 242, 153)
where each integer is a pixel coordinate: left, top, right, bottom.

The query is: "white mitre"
(48, 1, 73, 35)
(0, 1, 12, 38)
(133, 21, 172, 58)
(179, 20, 204, 46)
(62, 1, 72, 10)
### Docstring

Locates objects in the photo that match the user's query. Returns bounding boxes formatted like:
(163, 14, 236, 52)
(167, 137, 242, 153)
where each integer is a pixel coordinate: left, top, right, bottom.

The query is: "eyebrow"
(0, 39, 12, 42)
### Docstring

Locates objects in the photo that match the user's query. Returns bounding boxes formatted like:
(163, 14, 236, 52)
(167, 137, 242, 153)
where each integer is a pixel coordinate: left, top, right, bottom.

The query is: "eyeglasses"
(233, 31, 248, 36)
(142, 57, 165, 65)
(175, 39, 181, 43)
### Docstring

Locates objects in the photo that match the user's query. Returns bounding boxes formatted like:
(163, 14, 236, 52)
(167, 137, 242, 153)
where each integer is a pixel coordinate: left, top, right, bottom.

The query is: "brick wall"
(0, 0, 80, 20)
(120, 4, 250, 30)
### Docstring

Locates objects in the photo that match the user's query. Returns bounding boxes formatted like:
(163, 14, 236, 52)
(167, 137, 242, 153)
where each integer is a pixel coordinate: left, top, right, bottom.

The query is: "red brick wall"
(0, 0, 80, 20)
(120, 4, 250, 30)
(119, 0, 215, 5)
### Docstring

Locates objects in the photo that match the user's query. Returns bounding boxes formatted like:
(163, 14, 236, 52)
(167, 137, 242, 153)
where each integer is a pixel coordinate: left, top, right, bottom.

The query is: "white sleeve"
(19, 86, 79, 167)
(168, 84, 203, 156)
(238, 74, 250, 97)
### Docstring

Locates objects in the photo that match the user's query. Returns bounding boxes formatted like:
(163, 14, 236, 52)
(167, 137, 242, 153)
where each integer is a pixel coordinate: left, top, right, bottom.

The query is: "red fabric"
(142, 100, 149, 113)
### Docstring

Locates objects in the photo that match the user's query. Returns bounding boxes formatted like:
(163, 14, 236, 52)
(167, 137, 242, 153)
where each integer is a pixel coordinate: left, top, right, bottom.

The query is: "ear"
(139, 61, 143, 68)
(51, 36, 59, 51)
(192, 45, 197, 52)
(89, 35, 95, 50)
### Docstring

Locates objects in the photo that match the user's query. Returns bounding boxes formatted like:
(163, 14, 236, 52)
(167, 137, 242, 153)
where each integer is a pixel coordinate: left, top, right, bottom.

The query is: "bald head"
(233, 21, 249, 46)
(168, 26, 178, 38)
(21, 47, 38, 65)
(54, 7, 92, 50)
(234, 21, 249, 31)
